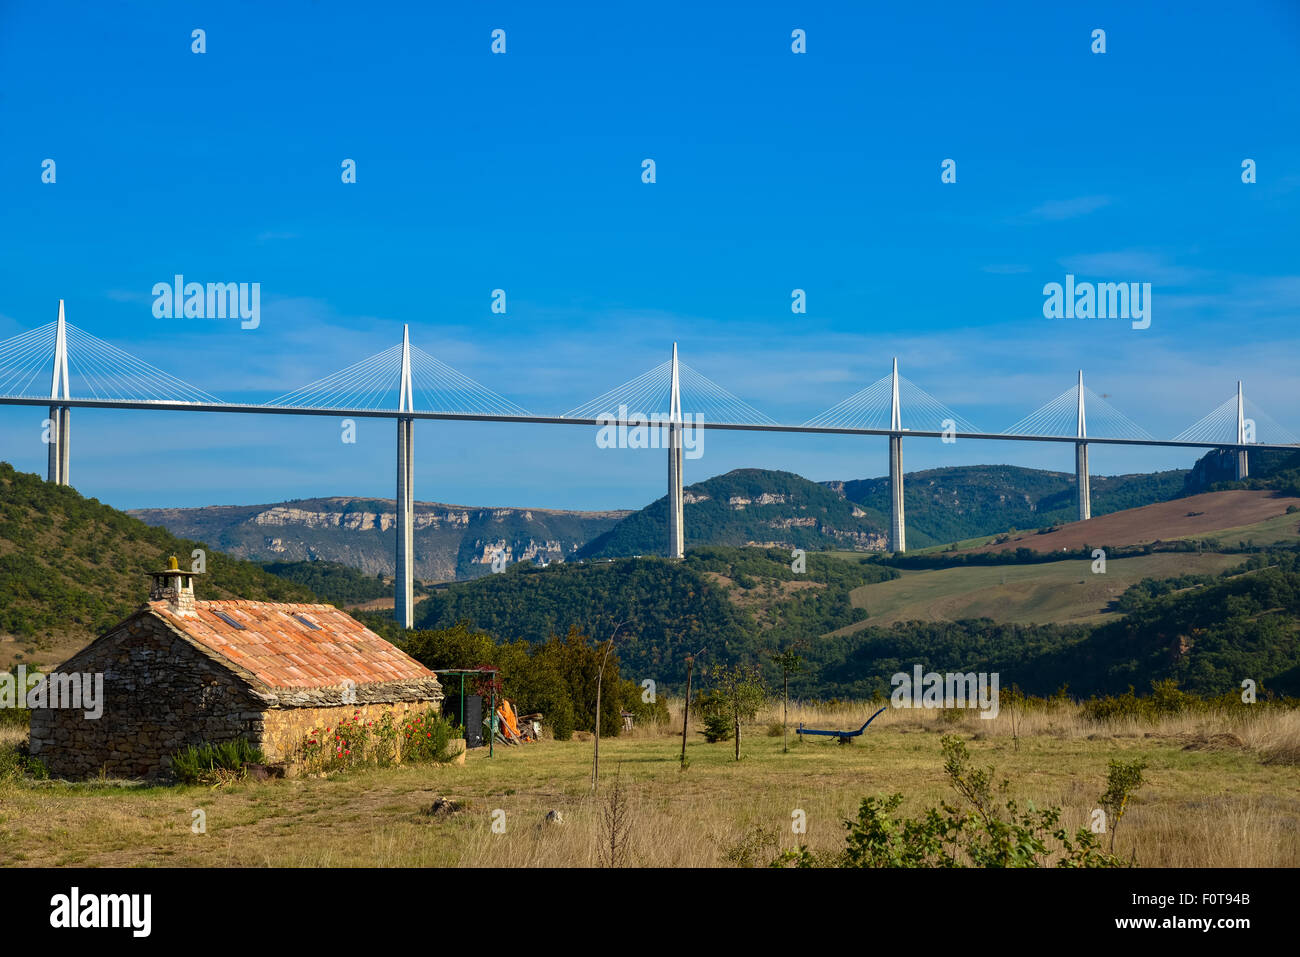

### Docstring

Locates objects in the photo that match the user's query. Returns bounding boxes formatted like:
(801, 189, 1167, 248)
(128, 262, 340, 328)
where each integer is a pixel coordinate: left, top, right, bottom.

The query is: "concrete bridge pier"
(1074, 371, 1091, 521)
(395, 416, 415, 628)
(888, 358, 905, 553)
(1075, 441, 1091, 521)
(1235, 380, 1250, 480)
(394, 325, 416, 628)
(888, 434, 905, 553)
(46, 300, 71, 486)
(46, 405, 70, 485)
(667, 342, 685, 559)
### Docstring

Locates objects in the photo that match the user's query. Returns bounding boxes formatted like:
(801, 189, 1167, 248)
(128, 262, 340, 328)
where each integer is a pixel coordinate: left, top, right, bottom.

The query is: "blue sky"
(2, 0, 1298, 511)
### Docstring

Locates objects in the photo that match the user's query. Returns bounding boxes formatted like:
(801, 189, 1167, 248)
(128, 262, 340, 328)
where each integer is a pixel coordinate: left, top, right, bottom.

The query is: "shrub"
(170, 737, 264, 785)
(1099, 758, 1147, 854)
(299, 707, 459, 775)
(701, 711, 732, 743)
(1080, 688, 1144, 723)
(772, 735, 1128, 868)
(300, 710, 387, 773)
(1148, 678, 1196, 716)
(721, 824, 780, 867)
(1080, 680, 1229, 723)
(622, 678, 671, 728)
(545, 696, 576, 741)
(0, 737, 47, 781)
(399, 710, 458, 763)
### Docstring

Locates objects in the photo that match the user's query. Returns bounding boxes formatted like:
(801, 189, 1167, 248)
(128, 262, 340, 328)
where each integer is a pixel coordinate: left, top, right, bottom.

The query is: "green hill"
(791, 549, 1300, 699)
(131, 461, 1207, 577)
(578, 465, 1192, 561)
(411, 529, 1300, 698)
(1193, 448, 1300, 497)
(413, 546, 898, 683)
(831, 464, 1189, 545)
(259, 559, 408, 606)
(0, 463, 318, 665)
(1039, 556, 1300, 696)
(576, 468, 901, 558)
(840, 551, 1243, 630)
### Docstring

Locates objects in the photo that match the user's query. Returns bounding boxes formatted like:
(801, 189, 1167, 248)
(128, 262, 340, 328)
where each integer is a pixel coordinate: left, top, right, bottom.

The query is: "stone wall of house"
(28, 614, 264, 780)
(260, 699, 441, 765)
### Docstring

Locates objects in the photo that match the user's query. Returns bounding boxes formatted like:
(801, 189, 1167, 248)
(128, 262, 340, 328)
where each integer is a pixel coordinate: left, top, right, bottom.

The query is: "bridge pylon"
(47, 300, 71, 486)
(1075, 370, 1090, 521)
(1236, 380, 1249, 480)
(667, 342, 685, 559)
(888, 357, 905, 553)
(395, 324, 415, 628)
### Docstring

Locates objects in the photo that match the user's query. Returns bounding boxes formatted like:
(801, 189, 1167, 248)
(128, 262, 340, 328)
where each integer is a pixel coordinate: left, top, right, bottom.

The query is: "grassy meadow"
(2, 699, 1298, 868)
(839, 551, 1241, 630)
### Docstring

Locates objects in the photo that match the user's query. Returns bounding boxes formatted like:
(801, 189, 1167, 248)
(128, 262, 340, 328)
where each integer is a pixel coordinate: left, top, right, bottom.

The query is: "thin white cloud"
(1026, 195, 1112, 222)
(1058, 250, 1201, 286)
(105, 289, 151, 304)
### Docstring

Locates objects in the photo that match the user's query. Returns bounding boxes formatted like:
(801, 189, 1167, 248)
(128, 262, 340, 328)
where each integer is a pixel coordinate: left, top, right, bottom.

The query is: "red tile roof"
(149, 600, 435, 691)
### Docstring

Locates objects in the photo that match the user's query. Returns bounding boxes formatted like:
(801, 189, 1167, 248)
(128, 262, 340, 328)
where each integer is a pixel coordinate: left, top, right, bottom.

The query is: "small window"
(212, 610, 246, 630)
(293, 613, 320, 631)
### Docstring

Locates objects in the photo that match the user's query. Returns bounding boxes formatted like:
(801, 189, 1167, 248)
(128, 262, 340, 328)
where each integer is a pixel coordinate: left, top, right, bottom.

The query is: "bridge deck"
(0, 395, 1294, 451)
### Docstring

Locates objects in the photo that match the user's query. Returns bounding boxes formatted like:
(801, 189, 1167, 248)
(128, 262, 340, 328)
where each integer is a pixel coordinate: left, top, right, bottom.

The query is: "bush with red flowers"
(299, 707, 455, 773)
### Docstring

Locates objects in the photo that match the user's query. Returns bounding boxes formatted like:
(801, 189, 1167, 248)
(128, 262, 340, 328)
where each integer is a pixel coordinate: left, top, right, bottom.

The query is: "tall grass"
(3, 698, 1298, 868)
(649, 694, 1300, 754)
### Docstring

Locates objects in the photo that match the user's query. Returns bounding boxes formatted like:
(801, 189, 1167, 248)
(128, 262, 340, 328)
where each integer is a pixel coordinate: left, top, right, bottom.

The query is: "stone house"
(29, 558, 442, 779)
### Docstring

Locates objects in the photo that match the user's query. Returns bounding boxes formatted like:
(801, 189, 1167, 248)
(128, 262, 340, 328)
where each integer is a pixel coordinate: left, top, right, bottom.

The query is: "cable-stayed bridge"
(2, 302, 1296, 626)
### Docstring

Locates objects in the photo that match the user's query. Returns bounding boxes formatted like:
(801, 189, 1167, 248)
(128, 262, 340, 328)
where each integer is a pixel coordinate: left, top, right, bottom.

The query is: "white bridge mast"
(47, 300, 71, 486)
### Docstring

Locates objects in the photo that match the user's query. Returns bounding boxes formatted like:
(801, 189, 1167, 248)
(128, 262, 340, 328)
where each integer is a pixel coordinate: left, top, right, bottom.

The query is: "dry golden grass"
(1, 700, 1298, 868)
(0, 725, 26, 751)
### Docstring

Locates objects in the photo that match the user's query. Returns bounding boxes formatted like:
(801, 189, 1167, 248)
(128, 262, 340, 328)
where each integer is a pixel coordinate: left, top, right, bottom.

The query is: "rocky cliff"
(130, 498, 630, 582)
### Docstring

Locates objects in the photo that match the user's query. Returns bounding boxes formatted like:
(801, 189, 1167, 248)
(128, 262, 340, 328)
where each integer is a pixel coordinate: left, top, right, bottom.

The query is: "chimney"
(148, 555, 199, 616)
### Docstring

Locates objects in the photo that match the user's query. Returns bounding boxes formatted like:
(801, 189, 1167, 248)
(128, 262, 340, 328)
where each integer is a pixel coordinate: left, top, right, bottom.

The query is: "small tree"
(680, 649, 704, 770)
(699, 701, 732, 743)
(600, 764, 632, 867)
(768, 642, 805, 754)
(591, 621, 628, 792)
(1004, 683, 1026, 752)
(713, 663, 767, 761)
(1099, 758, 1147, 855)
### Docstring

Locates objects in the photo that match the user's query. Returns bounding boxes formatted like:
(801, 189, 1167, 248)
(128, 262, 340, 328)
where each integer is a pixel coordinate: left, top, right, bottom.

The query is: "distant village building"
(29, 558, 442, 779)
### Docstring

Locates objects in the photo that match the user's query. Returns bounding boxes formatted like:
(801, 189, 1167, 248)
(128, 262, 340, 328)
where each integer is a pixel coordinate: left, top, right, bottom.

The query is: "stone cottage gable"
(147, 600, 442, 706)
(28, 610, 268, 779)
